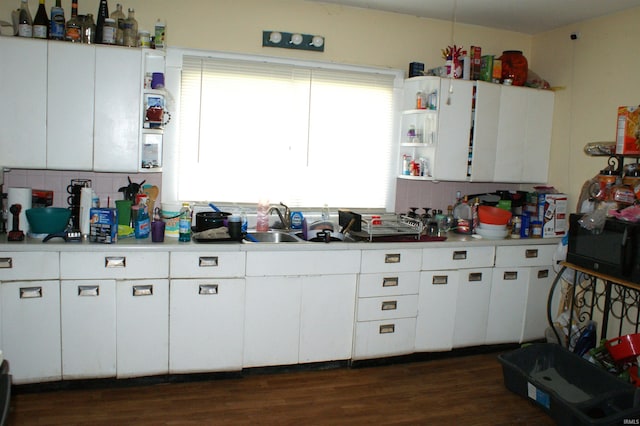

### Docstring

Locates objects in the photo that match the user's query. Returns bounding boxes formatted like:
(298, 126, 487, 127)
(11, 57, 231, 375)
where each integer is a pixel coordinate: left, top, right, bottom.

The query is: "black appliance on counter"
(567, 213, 640, 283)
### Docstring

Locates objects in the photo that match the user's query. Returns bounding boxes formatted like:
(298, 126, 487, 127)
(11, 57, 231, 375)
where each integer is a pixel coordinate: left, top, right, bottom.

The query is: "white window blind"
(178, 55, 397, 209)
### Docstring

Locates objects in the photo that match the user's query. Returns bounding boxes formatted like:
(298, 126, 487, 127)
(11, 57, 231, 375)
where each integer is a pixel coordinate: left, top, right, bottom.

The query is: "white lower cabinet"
(0, 252, 61, 384)
(452, 268, 493, 348)
(415, 270, 459, 351)
(117, 279, 169, 378)
(486, 244, 556, 344)
(61, 279, 116, 379)
(354, 249, 421, 360)
(1, 280, 61, 384)
(169, 251, 246, 373)
(170, 278, 245, 373)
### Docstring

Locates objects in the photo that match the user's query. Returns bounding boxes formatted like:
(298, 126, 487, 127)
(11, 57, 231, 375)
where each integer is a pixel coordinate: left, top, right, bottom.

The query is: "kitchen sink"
(245, 231, 303, 243)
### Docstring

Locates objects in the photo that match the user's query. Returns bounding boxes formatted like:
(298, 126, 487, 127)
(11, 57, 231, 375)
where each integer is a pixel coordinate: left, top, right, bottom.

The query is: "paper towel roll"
(7, 187, 32, 234)
(79, 187, 93, 237)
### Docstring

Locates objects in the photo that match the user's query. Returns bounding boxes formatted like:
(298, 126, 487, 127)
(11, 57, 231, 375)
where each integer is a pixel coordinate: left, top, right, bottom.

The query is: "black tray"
(499, 343, 640, 425)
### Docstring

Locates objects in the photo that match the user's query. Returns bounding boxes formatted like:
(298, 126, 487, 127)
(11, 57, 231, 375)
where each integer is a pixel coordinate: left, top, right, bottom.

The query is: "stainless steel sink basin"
(245, 231, 303, 243)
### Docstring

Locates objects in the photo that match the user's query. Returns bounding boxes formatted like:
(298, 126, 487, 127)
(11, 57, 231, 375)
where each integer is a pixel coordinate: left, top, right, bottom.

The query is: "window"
(176, 53, 400, 210)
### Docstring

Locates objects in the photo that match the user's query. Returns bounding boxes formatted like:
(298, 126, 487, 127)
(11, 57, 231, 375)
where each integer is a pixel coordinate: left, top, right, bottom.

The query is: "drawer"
(360, 249, 421, 273)
(170, 252, 245, 278)
(353, 317, 416, 360)
(358, 272, 419, 297)
(494, 244, 556, 268)
(422, 246, 494, 270)
(0, 252, 59, 280)
(246, 250, 360, 276)
(60, 251, 169, 280)
(357, 294, 418, 321)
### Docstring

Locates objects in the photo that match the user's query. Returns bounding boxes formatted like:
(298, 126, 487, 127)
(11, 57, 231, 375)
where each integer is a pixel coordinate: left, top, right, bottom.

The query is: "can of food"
(531, 220, 543, 238)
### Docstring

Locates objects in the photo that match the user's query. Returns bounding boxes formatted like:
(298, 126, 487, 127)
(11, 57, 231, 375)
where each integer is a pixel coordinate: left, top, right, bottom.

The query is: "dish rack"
(349, 213, 423, 242)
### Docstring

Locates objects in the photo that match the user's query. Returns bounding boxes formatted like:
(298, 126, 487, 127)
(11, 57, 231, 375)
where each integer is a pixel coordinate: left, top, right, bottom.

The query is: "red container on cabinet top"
(499, 50, 528, 86)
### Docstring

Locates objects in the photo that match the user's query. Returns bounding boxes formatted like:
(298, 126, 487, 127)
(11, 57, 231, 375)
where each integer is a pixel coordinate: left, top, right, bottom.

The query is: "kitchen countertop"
(0, 232, 562, 252)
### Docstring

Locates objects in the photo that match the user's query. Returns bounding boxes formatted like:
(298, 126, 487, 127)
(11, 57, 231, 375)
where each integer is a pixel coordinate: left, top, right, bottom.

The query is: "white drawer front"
(494, 244, 556, 268)
(358, 272, 420, 297)
(422, 246, 494, 270)
(353, 317, 416, 360)
(357, 294, 418, 321)
(360, 249, 421, 273)
(0, 252, 59, 280)
(170, 252, 245, 278)
(246, 250, 360, 276)
(60, 251, 169, 279)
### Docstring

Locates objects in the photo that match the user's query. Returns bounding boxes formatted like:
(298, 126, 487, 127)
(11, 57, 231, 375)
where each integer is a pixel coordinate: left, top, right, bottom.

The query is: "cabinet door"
(93, 46, 142, 172)
(522, 266, 554, 342)
(61, 279, 116, 379)
(1, 280, 61, 384)
(521, 88, 554, 183)
(169, 278, 245, 373)
(0, 37, 47, 169)
(453, 268, 493, 348)
(431, 79, 474, 181)
(299, 274, 356, 363)
(243, 276, 301, 368)
(47, 42, 95, 170)
(415, 270, 459, 351)
(117, 279, 169, 378)
(485, 267, 529, 344)
(469, 81, 500, 181)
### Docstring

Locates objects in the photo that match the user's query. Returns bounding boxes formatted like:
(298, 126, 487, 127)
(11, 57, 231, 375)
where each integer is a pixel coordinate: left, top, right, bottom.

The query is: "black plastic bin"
(498, 343, 640, 425)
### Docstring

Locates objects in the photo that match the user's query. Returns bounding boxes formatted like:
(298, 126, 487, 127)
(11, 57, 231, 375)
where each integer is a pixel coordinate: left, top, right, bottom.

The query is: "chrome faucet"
(268, 202, 291, 230)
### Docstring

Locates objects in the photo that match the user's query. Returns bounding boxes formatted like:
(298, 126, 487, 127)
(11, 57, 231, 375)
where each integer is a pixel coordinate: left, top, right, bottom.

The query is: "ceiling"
(307, 0, 640, 34)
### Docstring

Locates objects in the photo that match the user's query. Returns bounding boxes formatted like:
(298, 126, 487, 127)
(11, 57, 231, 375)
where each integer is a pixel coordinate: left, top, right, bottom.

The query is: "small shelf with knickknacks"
(138, 50, 168, 172)
(398, 77, 440, 180)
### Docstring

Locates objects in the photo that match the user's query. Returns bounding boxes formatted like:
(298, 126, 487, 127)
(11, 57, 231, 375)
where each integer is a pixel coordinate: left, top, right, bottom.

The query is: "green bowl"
(25, 208, 71, 234)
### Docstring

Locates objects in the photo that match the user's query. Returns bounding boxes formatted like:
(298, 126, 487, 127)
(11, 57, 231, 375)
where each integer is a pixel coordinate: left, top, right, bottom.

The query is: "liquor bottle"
(65, 0, 81, 42)
(95, 0, 109, 44)
(122, 8, 138, 47)
(17, 0, 33, 38)
(49, 0, 65, 40)
(32, 0, 48, 39)
(110, 3, 125, 45)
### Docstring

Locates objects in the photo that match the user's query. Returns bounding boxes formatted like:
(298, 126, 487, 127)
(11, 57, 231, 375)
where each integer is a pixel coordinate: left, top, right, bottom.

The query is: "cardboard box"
(537, 193, 568, 238)
(470, 46, 482, 80)
(480, 55, 493, 82)
(615, 106, 640, 155)
(89, 207, 118, 243)
(492, 59, 502, 82)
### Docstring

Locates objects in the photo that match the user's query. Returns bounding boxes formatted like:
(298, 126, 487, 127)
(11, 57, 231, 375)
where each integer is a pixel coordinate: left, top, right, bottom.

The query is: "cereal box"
(480, 55, 493, 82)
(538, 193, 567, 238)
(470, 46, 482, 80)
(616, 106, 640, 155)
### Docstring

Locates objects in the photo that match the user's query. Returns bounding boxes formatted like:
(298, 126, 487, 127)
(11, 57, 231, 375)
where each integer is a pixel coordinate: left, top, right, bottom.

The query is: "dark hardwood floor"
(7, 350, 554, 425)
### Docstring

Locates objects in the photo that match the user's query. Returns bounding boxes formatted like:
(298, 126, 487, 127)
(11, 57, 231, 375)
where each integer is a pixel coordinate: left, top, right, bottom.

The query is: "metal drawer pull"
(78, 285, 99, 296)
(453, 250, 467, 260)
(105, 256, 126, 268)
(133, 285, 153, 297)
(0, 258, 12, 269)
(525, 249, 539, 258)
(20, 287, 42, 299)
(381, 301, 397, 311)
(379, 324, 395, 334)
(468, 272, 483, 282)
(384, 253, 401, 264)
(432, 275, 448, 285)
(538, 269, 549, 279)
(199, 284, 218, 295)
(503, 271, 518, 280)
(382, 277, 399, 287)
(199, 256, 219, 267)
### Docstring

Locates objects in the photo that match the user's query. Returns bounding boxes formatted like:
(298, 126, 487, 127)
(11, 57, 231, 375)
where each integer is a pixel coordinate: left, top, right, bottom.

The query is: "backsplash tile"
(2, 169, 162, 209)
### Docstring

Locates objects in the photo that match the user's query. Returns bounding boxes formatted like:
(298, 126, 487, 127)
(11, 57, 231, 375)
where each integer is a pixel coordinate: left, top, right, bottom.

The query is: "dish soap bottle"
(178, 202, 192, 242)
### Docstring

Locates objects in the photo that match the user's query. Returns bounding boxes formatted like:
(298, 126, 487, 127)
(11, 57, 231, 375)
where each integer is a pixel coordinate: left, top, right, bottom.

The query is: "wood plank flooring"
(6, 350, 554, 425)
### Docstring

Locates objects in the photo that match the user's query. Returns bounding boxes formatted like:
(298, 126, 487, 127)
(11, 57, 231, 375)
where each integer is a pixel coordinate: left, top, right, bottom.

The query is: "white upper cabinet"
(93, 46, 143, 172)
(47, 42, 95, 170)
(0, 37, 47, 169)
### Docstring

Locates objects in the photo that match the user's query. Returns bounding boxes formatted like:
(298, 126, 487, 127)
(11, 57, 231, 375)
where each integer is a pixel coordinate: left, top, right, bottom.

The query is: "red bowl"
(478, 205, 512, 225)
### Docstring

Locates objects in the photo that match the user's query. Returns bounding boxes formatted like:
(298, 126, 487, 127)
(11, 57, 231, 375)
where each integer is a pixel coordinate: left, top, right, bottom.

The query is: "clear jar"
(139, 30, 151, 47)
(531, 220, 543, 238)
(102, 18, 117, 44)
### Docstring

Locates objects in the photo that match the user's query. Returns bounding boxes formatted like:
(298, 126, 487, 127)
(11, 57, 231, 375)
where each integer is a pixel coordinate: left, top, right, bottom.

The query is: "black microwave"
(567, 213, 640, 283)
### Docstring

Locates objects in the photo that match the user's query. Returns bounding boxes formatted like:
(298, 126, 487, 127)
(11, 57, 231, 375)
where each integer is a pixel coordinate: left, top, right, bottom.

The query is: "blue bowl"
(25, 208, 71, 234)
